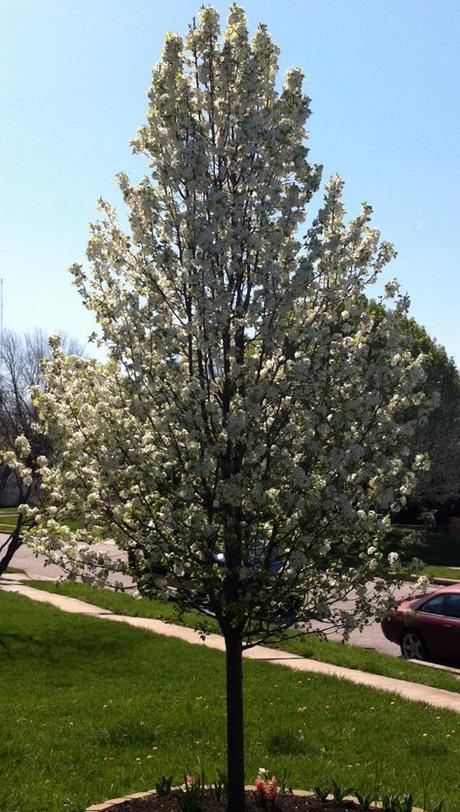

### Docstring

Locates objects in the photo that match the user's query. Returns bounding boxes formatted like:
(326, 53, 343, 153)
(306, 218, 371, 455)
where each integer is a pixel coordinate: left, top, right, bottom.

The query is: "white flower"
(14, 435, 31, 458)
(415, 575, 429, 593)
(384, 279, 400, 297)
(2, 451, 16, 465)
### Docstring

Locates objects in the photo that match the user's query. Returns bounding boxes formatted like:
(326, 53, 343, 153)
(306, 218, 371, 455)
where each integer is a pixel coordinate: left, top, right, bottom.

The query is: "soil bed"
(103, 790, 360, 812)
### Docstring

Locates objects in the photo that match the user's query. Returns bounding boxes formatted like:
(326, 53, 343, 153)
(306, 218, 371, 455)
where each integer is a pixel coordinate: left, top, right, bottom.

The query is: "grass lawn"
(0, 590, 457, 812)
(422, 565, 460, 581)
(0, 509, 82, 535)
(28, 580, 460, 695)
(400, 564, 460, 582)
(390, 527, 460, 580)
(398, 528, 460, 567)
(0, 507, 22, 533)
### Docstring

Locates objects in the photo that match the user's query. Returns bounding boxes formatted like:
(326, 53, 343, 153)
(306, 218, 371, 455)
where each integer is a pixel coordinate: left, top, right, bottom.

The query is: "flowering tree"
(27, 6, 428, 810)
(0, 329, 83, 576)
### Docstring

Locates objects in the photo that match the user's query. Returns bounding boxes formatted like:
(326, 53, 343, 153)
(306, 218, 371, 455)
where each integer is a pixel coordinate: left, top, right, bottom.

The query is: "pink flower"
(256, 774, 279, 803)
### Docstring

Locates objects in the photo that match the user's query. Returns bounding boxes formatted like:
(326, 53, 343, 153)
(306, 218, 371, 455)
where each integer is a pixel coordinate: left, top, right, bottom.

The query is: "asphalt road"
(4, 536, 419, 658)
(5, 536, 125, 581)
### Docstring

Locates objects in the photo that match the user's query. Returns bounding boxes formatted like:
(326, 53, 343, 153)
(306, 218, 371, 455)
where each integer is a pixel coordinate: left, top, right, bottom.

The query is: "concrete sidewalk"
(4, 537, 407, 657)
(2, 574, 460, 714)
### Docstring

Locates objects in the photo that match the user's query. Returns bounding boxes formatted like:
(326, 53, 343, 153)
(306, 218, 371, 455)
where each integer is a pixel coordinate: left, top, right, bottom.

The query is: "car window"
(418, 594, 445, 615)
(444, 593, 460, 619)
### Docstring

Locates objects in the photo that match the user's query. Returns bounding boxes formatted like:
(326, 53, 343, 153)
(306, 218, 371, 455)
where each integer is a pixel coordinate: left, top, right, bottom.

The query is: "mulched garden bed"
(97, 789, 364, 811)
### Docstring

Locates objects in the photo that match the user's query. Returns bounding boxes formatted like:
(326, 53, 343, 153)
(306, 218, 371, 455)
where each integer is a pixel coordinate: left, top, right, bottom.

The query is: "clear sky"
(1, 0, 459, 363)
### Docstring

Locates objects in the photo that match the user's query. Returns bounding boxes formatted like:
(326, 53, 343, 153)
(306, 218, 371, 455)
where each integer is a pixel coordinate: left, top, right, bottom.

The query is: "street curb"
(428, 577, 460, 585)
(409, 574, 460, 586)
(408, 658, 460, 677)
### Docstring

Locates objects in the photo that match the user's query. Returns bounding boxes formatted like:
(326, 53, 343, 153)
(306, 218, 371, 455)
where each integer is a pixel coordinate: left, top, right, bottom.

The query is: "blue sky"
(1, 0, 459, 362)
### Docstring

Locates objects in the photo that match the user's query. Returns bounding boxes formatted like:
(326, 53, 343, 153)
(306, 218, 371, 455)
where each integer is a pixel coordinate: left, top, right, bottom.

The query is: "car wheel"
(400, 630, 427, 660)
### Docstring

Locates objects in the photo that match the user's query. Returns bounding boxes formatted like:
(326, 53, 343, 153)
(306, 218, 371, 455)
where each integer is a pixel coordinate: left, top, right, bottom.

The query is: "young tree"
(27, 6, 428, 809)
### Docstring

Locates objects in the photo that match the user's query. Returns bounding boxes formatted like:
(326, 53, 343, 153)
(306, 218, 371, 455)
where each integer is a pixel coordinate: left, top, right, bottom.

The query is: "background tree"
(0, 329, 83, 575)
(26, 7, 428, 810)
(364, 304, 460, 521)
(400, 317, 460, 516)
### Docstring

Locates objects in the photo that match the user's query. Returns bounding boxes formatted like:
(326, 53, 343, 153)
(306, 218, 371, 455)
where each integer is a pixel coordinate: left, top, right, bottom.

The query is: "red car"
(381, 584, 460, 662)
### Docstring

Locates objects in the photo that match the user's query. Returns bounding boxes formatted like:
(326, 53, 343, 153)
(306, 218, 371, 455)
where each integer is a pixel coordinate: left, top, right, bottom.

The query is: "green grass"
(278, 634, 460, 690)
(391, 527, 460, 579)
(28, 580, 220, 632)
(0, 508, 82, 534)
(5, 567, 25, 574)
(28, 580, 460, 695)
(394, 527, 460, 567)
(421, 565, 460, 581)
(401, 564, 460, 582)
(0, 507, 22, 533)
(0, 590, 457, 812)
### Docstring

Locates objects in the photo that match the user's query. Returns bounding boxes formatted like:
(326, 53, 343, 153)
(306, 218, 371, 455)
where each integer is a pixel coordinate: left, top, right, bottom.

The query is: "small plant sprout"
(155, 776, 173, 797)
(277, 768, 292, 795)
(210, 770, 227, 803)
(312, 784, 331, 802)
(330, 779, 353, 804)
(176, 771, 206, 812)
(353, 788, 379, 810)
(381, 793, 414, 812)
(398, 794, 414, 812)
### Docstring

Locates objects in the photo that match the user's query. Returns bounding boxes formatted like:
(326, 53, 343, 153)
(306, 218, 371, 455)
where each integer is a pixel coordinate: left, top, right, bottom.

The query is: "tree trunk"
(225, 631, 245, 812)
(0, 530, 22, 577)
(0, 508, 24, 577)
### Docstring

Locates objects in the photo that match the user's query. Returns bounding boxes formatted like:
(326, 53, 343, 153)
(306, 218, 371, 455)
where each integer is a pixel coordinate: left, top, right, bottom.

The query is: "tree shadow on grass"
(0, 631, 54, 659)
(2, 630, 144, 669)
